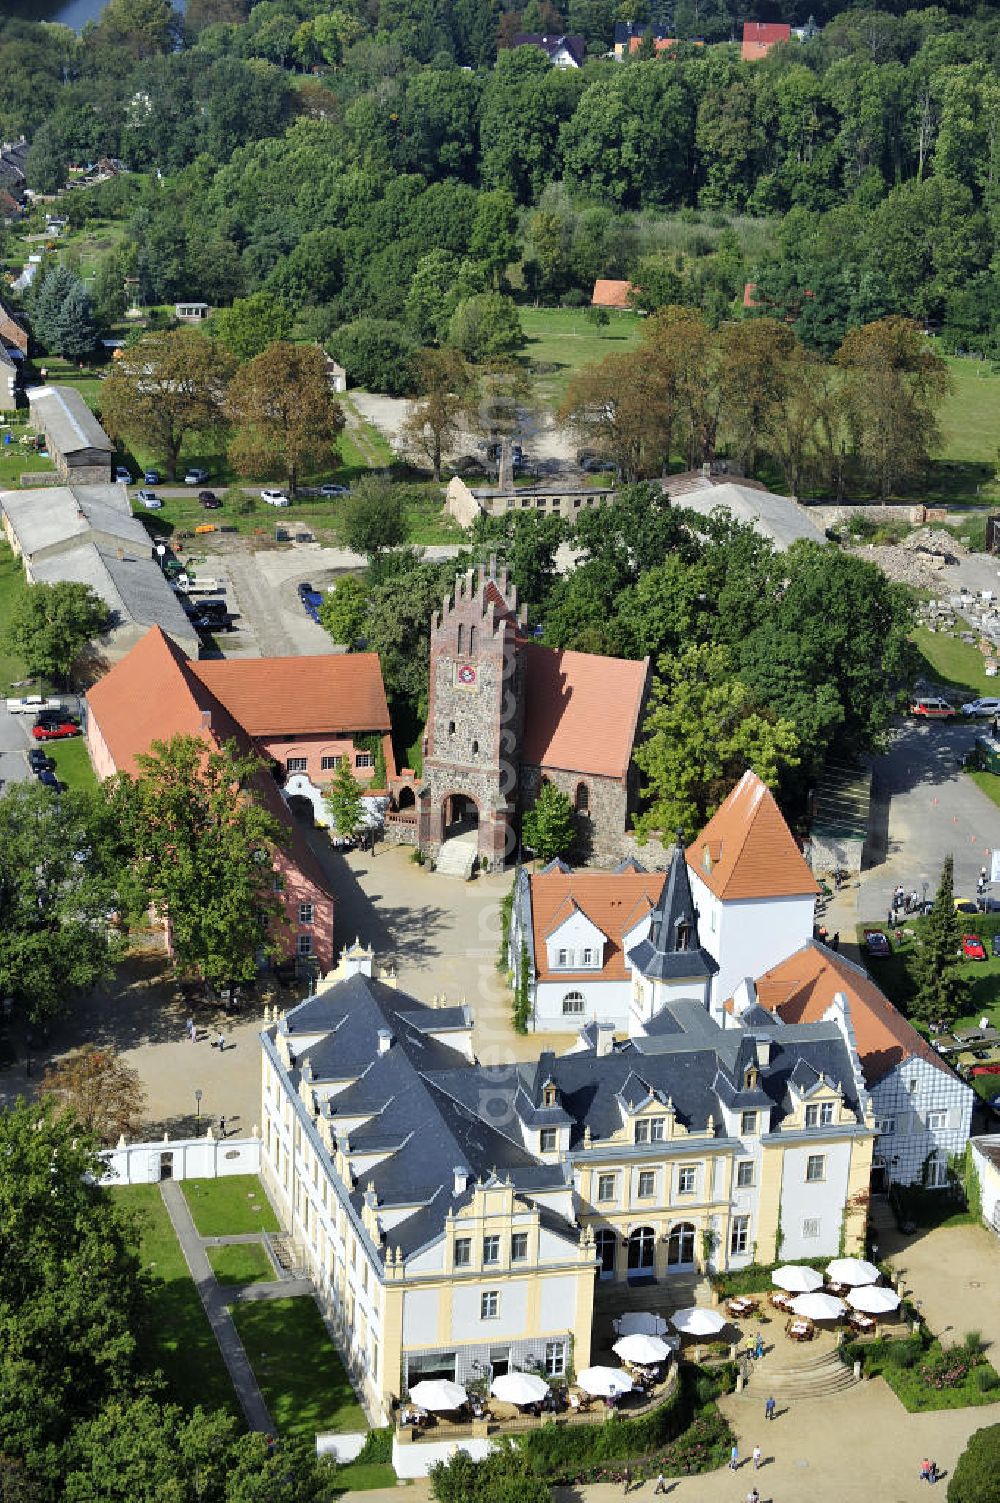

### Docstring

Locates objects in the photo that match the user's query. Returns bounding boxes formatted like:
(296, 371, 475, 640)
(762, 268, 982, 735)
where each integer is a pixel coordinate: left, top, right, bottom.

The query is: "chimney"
(377, 1028, 392, 1055)
(595, 1021, 615, 1057)
(453, 1165, 469, 1196)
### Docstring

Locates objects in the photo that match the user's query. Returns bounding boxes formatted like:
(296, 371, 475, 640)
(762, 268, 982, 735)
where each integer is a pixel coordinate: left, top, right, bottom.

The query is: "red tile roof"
(86, 627, 331, 895)
(741, 20, 790, 57)
(529, 870, 666, 981)
(686, 770, 819, 901)
(591, 279, 636, 310)
(190, 654, 390, 738)
(754, 941, 952, 1085)
(522, 645, 649, 780)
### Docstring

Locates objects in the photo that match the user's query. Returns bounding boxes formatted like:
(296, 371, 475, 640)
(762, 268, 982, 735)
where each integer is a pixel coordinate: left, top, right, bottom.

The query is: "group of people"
(920, 1458, 940, 1485)
(891, 885, 929, 919)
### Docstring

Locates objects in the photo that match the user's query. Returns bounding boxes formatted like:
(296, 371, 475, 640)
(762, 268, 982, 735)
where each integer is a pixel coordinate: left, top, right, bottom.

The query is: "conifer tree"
(911, 854, 969, 1027)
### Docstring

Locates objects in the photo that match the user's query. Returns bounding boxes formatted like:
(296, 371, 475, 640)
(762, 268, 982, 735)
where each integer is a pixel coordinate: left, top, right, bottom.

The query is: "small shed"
(174, 301, 210, 322)
(324, 355, 347, 393)
(27, 385, 113, 484)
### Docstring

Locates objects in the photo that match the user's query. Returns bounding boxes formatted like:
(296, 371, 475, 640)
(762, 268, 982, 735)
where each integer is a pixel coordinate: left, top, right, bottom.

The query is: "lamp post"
(194, 1088, 203, 1123)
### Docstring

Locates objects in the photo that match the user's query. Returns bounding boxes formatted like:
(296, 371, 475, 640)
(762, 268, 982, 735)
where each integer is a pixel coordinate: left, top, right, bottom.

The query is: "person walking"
(653, 1472, 667, 1495)
(746, 1490, 760, 1503)
(753, 1333, 765, 1361)
(622, 1463, 632, 1494)
(218, 1114, 226, 1139)
(214, 1029, 226, 1052)
(764, 1395, 776, 1422)
(752, 1444, 762, 1471)
(186, 1017, 196, 1043)
(730, 1443, 740, 1471)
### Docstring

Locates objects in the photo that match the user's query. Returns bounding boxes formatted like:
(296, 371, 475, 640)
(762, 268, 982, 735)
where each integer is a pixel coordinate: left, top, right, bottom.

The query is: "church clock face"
(455, 662, 478, 689)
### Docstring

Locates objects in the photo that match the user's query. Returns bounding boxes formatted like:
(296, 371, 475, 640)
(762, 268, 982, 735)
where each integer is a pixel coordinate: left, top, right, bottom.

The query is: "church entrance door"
(443, 793, 479, 839)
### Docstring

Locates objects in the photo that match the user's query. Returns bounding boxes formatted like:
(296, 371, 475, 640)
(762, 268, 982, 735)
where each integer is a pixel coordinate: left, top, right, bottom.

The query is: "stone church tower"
(417, 562, 527, 869)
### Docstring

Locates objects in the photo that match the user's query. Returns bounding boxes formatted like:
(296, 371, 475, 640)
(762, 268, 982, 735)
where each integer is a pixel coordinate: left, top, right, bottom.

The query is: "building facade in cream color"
(259, 945, 874, 1424)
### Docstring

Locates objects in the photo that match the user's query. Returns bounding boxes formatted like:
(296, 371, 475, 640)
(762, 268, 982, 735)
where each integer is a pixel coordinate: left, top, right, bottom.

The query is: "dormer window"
(542, 1081, 557, 1108)
(744, 1065, 759, 1091)
(540, 1127, 558, 1152)
(675, 918, 691, 952)
(557, 948, 568, 967)
(741, 1110, 757, 1136)
(634, 1117, 665, 1145)
(702, 846, 712, 871)
(805, 1102, 835, 1128)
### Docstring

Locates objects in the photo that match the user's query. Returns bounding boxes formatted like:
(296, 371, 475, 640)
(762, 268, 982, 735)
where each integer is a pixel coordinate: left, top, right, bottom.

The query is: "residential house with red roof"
(741, 20, 791, 59)
(85, 626, 394, 975)
(686, 770, 819, 1016)
(748, 942, 973, 1191)
(405, 562, 649, 868)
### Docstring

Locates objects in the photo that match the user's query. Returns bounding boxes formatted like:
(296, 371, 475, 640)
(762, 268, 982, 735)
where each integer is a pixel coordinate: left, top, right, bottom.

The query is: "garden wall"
(100, 1133, 262, 1184)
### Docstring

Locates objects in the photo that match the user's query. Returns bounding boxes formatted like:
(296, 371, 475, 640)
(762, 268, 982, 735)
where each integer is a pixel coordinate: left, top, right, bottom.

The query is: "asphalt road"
(860, 715, 1000, 920)
(0, 704, 40, 789)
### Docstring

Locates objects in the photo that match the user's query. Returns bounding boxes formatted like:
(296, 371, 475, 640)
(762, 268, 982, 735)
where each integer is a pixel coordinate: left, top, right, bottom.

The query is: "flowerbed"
(842, 1332, 1000, 1412)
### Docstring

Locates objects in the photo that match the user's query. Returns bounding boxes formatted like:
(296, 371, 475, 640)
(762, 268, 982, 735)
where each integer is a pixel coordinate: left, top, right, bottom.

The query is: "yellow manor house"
(260, 933, 874, 1426)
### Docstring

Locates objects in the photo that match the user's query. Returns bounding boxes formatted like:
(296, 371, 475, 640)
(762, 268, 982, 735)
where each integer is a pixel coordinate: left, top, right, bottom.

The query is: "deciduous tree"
(42, 1047, 146, 1145)
(4, 581, 109, 685)
(213, 291, 292, 361)
(111, 734, 286, 991)
(402, 348, 472, 480)
(324, 758, 365, 840)
(226, 341, 344, 495)
(521, 781, 577, 863)
(337, 476, 408, 565)
(100, 328, 235, 481)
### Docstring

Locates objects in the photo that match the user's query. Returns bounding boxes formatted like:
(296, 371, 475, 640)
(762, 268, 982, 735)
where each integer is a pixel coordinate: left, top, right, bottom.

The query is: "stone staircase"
(753, 1344, 861, 1400)
(435, 832, 478, 880)
(266, 1232, 309, 1280)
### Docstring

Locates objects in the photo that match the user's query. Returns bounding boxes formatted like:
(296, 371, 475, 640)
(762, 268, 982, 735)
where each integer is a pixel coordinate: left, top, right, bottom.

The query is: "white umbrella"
(613, 1333, 672, 1365)
(577, 1365, 634, 1398)
(408, 1378, 468, 1411)
(670, 1306, 727, 1336)
(490, 1372, 550, 1406)
(847, 1285, 900, 1315)
(771, 1264, 824, 1293)
(615, 1312, 670, 1336)
(790, 1292, 845, 1321)
(826, 1257, 879, 1286)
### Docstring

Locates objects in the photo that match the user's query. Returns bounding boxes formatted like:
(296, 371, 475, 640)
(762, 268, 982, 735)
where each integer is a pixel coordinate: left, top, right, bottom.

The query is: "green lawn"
(0, 540, 32, 694)
(333, 1460, 398, 1491)
(46, 735, 97, 792)
(110, 1184, 237, 1414)
(925, 355, 1000, 509)
(911, 626, 996, 699)
(519, 306, 643, 408)
(181, 1175, 280, 1237)
(207, 1242, 275, 1287)
(859, 918, 1000, 1033)
(231, 1297, 367, 1437)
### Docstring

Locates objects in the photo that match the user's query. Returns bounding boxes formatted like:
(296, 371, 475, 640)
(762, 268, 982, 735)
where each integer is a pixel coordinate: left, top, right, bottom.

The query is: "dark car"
(32, 722, 80, 741)
(38, 769, 60, 790)
(35, 710, 79, 728)
(992, 934, 1000, 959)
(144, 470, 160, 485)
(199, 490, 222, 509)
(28, 749, 54, 773)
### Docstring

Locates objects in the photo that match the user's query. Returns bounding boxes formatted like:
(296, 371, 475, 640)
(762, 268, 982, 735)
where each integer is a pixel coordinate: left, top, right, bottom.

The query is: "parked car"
(261, 488, 290, 507)
(194, 523, 216, 535)
(137, 489, 162, 508)
(28, 749, 54, 773)
(199, 490, 222, 509)
(963, 933, 988, 961)
(961, 698, 1000, 718)
(32, 721, 80, 741)
(991, 934, 1000, 958)
(863, 928, 891, 957)
(38, 769, 59, 790)
(6, 695, 62, 715)
(955, 898, 979, 914)
(910, 696, 955, 719)
(143, 470, 160, 485)
(114, 465, 133, 484)
(297, 581, 314, 598)
(34, 708, 78, 726)
(320, 483, 348, 497)
(184, 468, 209, 485)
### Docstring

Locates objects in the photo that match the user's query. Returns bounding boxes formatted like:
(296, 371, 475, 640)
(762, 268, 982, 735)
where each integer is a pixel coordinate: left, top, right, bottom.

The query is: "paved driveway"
(0, 703, 37, 788)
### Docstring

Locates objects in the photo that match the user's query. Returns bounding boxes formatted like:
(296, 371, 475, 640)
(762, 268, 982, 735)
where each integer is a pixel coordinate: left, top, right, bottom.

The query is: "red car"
(32, 721, 80, 741)
(963, 933, 987, 961)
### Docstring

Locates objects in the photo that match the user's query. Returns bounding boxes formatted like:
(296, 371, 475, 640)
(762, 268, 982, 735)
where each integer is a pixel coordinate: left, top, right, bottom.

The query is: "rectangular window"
(272, 874, 284, 892)
(320, 754, 342, 771)
(802, 1217, 821, 1239)
(634, 1120, 650, 1145)
(540, 1128, 558, 1152)
(297, 934, 313, 957)
(741, 1111, 757, 1136)
(820, 1102, 835, 1125)
(511, 1232, 528, 1262)
(650, 1117, 666, 1142)
(286, 757, 308, 773)
(805, 1104, 819, 1128)
(876, 1117, 896, 1136)
(298, 902, 314, 925)
(557, 948, 568, 967)
(544, 1340, 566, 1377)
(927, 1153, 949, 1188)
(582, 948, 594, 965)
(481, 1290, 499, 1320)
(597, 1173, 616, 1202)
(730, 1215, 750, 1256)
(637, 1169, 656, 1198)
(927, 1110, 948, 1131)
(454, 1237, 471, 1268)
(483, 1235, 501, 1265)
(805, 1154, 826, 1183)
(678, 1166, 696, 1195)
(736, 1160, 755, 1188)
(355, 752, 374, 769)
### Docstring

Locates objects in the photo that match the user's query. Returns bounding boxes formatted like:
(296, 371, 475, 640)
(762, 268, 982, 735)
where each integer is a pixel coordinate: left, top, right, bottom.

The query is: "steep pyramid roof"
(628, 845, 717, 982)
(686, 771, 819, 901)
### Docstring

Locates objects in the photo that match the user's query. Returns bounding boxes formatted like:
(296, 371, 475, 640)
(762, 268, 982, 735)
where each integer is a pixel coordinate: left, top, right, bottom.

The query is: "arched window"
(627, 1225, 656, 1272)
(562, 991, 585, 1016)
(575, 782, 590, 814)
(397, 786, 416, 810)
(667, 1222, 696, 1268)
(595, 1228, 617, 1278)
(468, 625, 477, 654)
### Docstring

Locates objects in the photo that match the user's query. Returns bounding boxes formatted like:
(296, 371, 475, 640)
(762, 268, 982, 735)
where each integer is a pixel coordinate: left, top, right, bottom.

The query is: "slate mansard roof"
(268, 969, 867, 1261)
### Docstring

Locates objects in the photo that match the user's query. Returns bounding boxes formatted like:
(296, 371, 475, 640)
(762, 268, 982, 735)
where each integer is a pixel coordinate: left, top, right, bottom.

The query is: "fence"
(100, 1132, 261, 1185)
